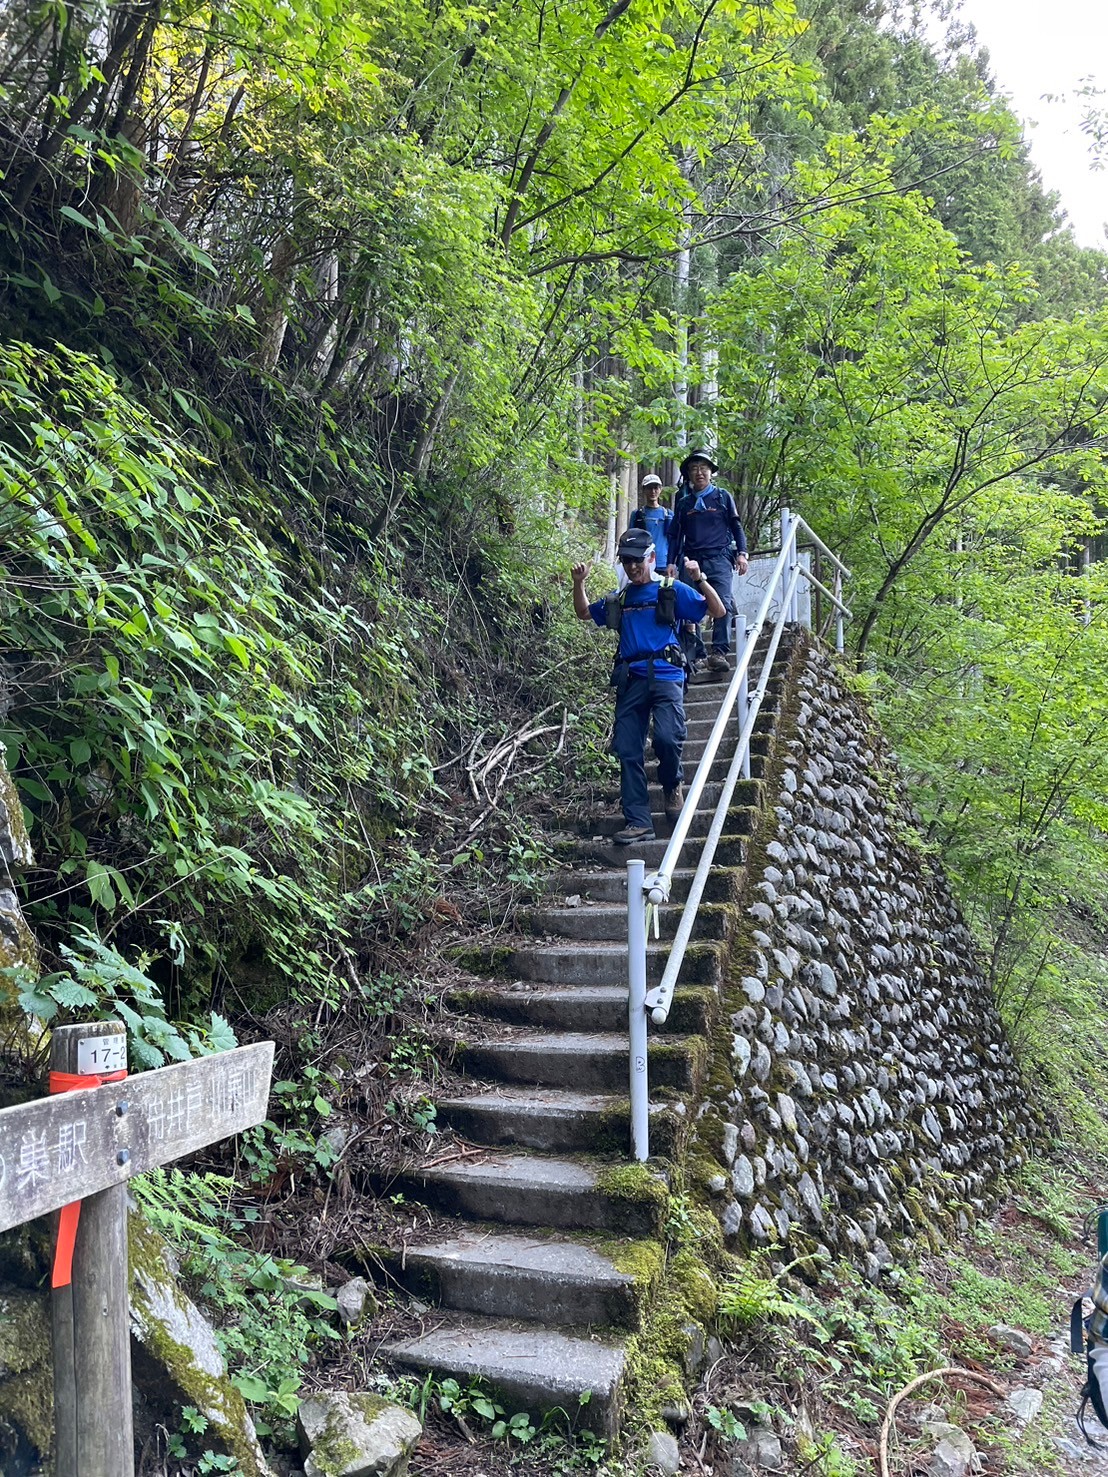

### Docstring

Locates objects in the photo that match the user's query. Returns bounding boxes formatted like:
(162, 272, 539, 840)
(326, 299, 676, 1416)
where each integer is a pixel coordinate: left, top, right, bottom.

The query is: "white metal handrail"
(625, 506, 850, 1160)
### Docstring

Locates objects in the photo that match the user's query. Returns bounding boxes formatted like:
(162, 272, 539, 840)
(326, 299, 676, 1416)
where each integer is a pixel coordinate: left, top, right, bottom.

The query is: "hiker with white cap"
(571, 527, 725, 845)
(629, 472, 673, 570)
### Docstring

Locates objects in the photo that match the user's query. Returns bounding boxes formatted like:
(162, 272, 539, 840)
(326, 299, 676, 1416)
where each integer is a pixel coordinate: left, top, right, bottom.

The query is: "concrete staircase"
(376, 651, 786, 1436)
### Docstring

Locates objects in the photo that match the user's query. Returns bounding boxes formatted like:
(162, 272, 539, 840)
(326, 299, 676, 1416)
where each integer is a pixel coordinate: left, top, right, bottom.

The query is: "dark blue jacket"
(670, 483, 747, 566)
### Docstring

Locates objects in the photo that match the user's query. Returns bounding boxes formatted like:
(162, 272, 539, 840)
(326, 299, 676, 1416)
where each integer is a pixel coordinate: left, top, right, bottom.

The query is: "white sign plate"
(76, 1035, 128, 1077)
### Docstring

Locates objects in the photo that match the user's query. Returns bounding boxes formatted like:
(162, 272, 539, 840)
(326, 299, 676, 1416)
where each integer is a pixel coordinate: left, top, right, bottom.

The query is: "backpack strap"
(1079, 1355, 1108, 1448)
(1075, 1294, 1091, 1356)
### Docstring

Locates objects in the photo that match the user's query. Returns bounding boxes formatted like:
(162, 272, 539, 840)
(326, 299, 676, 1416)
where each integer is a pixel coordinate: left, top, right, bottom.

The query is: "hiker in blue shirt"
(630, 473, 673, 570)
(571, 527, 725, 846)
(667, 449, 748, 676)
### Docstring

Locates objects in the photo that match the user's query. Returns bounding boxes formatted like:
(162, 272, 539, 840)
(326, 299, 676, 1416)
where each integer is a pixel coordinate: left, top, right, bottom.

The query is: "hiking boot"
(664, 785, 684, 821)
(706, 651, 730, 674)
(613, 823, 656, 846)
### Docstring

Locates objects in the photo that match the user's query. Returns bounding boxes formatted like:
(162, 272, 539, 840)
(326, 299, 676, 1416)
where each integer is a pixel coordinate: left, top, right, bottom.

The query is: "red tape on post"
(48, 1068, 128, 1289)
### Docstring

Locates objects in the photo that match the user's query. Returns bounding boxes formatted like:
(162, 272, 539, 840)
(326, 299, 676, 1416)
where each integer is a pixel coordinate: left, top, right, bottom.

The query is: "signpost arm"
(50, 1022, 135, 1477)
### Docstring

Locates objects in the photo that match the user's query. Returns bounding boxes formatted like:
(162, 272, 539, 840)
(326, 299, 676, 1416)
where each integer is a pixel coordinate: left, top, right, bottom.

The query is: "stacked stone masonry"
(702, 637, 1039, 1270)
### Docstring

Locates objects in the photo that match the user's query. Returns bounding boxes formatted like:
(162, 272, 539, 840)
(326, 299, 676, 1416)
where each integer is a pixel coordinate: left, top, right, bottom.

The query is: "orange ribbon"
(49, 1068, 128, 1289)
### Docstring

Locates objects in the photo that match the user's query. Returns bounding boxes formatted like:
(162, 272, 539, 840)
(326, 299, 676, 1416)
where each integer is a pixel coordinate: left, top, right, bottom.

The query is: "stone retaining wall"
(700, 635, 1038, 1269)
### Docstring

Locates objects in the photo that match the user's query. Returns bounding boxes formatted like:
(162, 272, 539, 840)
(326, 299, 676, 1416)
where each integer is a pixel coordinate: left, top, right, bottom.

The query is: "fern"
(718, 1249, 827, 1334)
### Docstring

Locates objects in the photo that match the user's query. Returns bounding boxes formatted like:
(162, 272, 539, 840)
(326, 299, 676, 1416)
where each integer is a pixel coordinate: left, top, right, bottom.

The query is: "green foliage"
(705, 1404, 748, 1441)
(718, 1249, 828, 1334)
(10, 928, 234, 1067)
(133, 1169, 339, 1438)
(0, 339, 445, 1009)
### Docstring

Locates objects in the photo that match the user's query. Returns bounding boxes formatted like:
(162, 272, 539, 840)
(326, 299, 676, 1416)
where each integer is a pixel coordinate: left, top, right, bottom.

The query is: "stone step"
(685, 714, 739, 742)
(556, 831, 750, 870)
(580, 804, 742, 840)
(457, 1030, 703, 1092)
(436, 1086, 686, 1157)
(388, 1153, 666, 1236)
(547, 866, 746, 906)
(683, 681, 783, 714)
(683, 730, 772, 765)
(519, 901, 729, 943)
(391, 1231, 656, 1331)
(456, 938, 723, 989)
(447, 981, 712, 1034)
(382, 1318, 626, 1435)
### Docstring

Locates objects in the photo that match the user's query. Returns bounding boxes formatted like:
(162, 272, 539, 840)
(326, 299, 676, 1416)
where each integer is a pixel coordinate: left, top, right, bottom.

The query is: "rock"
(298, 1393, 422, 1477)
(708, 1174, 728, 1196)
(336, 1278, 377, 1330)
(919, 1421, 967, 1445)
(130, 1216, 271, 1476)
(732, 1156, 755, 1197)
(282, 1269, 325, 1307)
(683, 1322, 707, 1379)
(927, 1429, 975, 1477)
(661, 1401, 691, 1427)
(734, 1429, 783, 1469)
(1052, 1435, 1091, 1460)
(646, 1429, 681, 1473)
(1005, 1387, 1043, 1423)
(989, 1324, 1034, 1358)
(0, 1288, 52, 1463)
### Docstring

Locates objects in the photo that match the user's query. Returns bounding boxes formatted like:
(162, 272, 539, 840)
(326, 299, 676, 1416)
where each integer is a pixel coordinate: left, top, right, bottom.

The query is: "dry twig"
(878, 1367, 1008, 1477)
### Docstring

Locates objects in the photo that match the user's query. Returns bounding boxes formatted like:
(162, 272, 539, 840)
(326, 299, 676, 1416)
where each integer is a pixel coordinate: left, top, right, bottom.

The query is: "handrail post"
(835, 567, 844, 652)
(737, 626, 750, 780)
(779, 504, 790, 620)
(627, 858, 649, 1161)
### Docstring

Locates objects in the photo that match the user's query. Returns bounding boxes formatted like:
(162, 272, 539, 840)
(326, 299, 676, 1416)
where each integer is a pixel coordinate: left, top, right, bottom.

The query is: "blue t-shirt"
(589, 578, 708, 681)
(631, 506, 673, 568)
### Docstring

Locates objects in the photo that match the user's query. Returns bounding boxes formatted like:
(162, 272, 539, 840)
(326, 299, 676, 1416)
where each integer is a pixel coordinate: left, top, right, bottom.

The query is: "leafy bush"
(134, 1169, 338, 1438)
(0, 340, 440, 1006)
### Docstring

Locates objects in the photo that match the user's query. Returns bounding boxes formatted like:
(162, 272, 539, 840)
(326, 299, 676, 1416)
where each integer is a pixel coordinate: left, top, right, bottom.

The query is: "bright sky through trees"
(954, 0, 1108, 245)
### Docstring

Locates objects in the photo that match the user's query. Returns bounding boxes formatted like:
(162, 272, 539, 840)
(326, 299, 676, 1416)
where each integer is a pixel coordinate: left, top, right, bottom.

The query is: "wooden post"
(50, 1022, 134, 1477)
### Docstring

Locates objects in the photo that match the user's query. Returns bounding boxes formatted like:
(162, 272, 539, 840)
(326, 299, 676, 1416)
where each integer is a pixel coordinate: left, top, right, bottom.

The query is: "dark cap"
(679, 448, 719, 475)
(616, 527, 655, 562)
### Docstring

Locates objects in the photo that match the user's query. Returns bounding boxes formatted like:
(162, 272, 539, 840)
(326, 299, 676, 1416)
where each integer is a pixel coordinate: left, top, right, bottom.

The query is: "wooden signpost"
(0, 1020, 274, 1477)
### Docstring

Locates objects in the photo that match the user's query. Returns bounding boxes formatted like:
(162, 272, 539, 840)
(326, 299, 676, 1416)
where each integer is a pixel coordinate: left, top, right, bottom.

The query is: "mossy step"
(517, 902, 731, 944)
(451, 938, 724, 989)
(382, 1153, 668, 1238)
(447, 981, 713, 1034)
(578, 804, 750, 841)
(435, 1086, 686, 1157)
(456, 1030, 706, 1092)
(383, 1230, 663, 1331)
(546, 866, 747, 906)
(553, 831, 750, 871)
(382, 1318, 626, 1436)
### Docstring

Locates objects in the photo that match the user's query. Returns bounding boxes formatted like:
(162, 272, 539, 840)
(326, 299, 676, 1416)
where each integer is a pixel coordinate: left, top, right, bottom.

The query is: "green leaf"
(207, 1013, 237, 1053)
(85, 861, 118, 911)
(232, 1374, 270, 1404)
(49, 979, 100, 1010)
(59, 204, 100, 232)
(18, 987, 59, 1022)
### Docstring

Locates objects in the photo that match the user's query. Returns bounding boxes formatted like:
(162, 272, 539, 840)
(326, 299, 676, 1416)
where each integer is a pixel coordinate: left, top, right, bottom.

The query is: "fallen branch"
(878, 1367, 1008, 1477)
